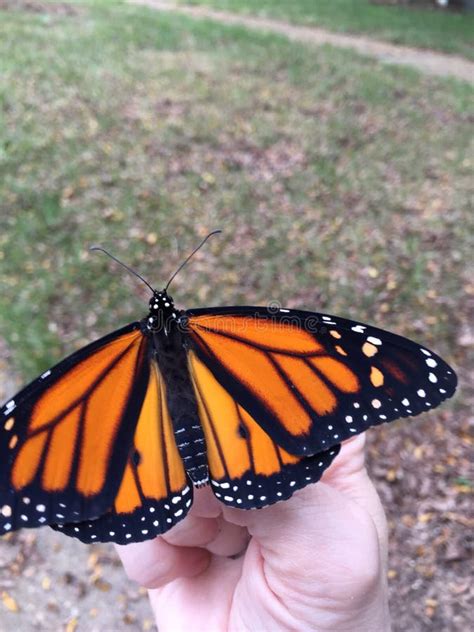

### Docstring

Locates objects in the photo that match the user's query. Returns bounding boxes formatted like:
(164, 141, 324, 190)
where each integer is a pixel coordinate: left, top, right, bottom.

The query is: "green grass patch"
(0, 1, 471, 415)
(181, 0, 474, 59)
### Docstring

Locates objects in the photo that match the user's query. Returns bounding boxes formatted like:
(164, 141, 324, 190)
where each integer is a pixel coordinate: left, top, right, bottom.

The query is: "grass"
(0, 0, 472, 410)
(181, 0, 474, 59)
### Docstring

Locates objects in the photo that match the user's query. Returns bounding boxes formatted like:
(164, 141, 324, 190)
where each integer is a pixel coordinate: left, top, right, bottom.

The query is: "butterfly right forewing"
(184, 307, 457, 456)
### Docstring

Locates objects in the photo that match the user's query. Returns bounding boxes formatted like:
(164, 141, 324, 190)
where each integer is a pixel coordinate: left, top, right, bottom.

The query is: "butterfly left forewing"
(53, 360, 193, 544)
(188, 350, 340, 508)
(0, 324, 150, 534)
(185, 307, 457, 456)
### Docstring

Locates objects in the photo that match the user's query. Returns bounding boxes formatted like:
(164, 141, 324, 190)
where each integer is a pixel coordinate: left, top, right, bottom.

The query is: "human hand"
(116, 434, 390, 631)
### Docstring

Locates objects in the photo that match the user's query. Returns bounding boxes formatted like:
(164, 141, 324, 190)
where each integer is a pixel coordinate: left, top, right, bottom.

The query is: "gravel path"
(131, 0, 474, 83)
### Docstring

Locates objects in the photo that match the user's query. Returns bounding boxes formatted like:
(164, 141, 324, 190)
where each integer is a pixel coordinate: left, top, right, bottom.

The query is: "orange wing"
(54, 361, 192, 543)
(185, 307, 457, 456)
(0, 324, 150, 535)
(188, 350, 339, 509)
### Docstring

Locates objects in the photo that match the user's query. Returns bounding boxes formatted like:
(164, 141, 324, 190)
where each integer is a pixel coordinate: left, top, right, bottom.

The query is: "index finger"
(115, 537, 210, 589)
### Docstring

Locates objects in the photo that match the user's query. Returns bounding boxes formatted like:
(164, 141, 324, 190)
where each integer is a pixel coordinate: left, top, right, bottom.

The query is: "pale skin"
(116, 434, 391, 631)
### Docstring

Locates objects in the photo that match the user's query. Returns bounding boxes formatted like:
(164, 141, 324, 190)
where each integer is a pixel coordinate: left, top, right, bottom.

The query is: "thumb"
(222, 435, 386, 617)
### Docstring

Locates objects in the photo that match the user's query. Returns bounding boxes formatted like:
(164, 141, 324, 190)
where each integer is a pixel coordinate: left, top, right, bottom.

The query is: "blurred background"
(0, 0, 472, 630)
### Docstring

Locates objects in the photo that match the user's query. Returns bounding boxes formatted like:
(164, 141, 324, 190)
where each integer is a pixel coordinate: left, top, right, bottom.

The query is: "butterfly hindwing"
(185, 307, 457, 456)
(53, 361, 193, 544)
(188, 350, 340, 508)
(0, 323, 150, 534)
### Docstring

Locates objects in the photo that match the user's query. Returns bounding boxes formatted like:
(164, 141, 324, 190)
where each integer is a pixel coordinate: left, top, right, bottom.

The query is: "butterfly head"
(146, 290, 177, 333)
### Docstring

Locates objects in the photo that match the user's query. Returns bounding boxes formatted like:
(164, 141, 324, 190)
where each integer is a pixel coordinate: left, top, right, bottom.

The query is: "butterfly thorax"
(145, 291, 209, 487)
(146, 289, 179, 335)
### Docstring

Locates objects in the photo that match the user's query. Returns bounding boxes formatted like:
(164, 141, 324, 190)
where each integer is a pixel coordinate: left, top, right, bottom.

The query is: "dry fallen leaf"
(145, 232, 158, 245)
(41, 576, 51, 591)
(2, 591, 19, 613)
(65, 617, 78, 632)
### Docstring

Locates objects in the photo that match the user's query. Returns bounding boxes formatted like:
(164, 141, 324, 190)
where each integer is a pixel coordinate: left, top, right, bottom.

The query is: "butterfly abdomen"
(152, 327, 209, 486)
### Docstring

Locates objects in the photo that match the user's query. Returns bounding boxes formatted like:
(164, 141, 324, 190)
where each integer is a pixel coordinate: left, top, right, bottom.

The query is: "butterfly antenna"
(89, 246, 156, 294)
(165, 229, 222, 291)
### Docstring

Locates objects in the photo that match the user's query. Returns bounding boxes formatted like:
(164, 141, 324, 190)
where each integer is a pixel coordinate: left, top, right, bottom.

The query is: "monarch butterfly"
(0, 232, 457, 544)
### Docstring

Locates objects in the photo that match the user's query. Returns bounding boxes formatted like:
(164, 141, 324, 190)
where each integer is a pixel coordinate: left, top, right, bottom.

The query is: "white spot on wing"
(367, 336, 382, 346)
